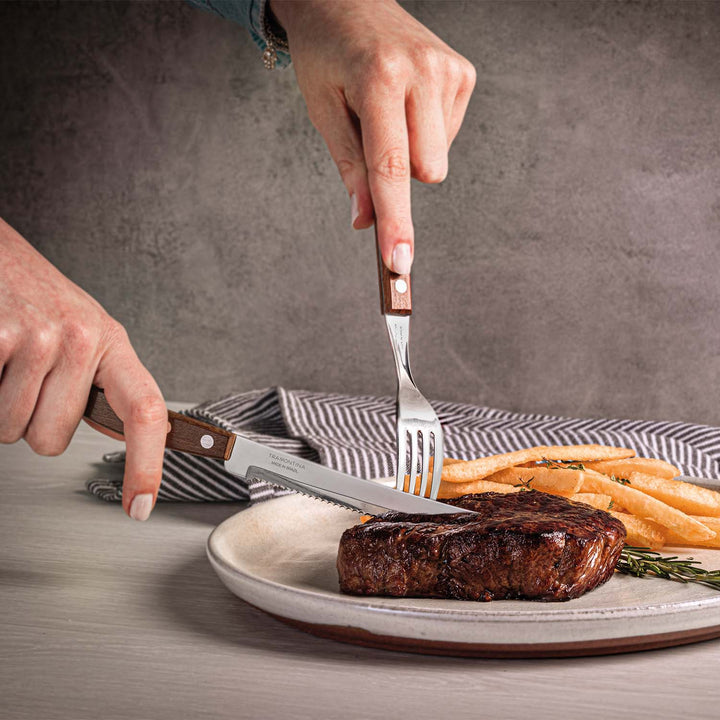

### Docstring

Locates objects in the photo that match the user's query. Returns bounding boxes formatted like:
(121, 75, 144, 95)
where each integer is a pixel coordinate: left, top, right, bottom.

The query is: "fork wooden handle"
(376, 226, 412, 316)
(83, 385, 236, 461)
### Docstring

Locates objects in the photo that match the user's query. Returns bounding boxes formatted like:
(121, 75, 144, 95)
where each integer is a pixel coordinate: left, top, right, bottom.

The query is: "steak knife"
(83, 386, 470, 516)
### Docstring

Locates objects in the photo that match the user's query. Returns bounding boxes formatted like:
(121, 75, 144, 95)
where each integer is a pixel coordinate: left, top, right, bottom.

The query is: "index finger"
(360, 93, 414, 274)
(94, 339, 168, 521)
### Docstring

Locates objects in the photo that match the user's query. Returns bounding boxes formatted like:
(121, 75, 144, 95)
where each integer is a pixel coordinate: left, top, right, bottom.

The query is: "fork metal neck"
(384, 314, 416, 390)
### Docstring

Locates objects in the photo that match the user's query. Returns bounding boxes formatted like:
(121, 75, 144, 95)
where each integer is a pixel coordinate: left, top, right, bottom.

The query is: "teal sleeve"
(186, 0, 291, 68)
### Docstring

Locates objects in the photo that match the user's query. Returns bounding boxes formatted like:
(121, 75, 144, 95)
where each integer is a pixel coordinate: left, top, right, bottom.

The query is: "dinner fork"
(376, 229, 444, 499)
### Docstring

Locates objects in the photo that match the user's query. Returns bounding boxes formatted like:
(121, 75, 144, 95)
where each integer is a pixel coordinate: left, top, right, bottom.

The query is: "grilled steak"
(337, 491, 626, 601)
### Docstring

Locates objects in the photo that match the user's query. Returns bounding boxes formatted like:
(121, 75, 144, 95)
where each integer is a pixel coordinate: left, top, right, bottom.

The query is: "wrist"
(269, 0, 302, 37)
(271, 0, 396, 37)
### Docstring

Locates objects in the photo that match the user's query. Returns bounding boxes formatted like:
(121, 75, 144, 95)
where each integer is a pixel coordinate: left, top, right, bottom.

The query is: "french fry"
(403, 457, 463, 495)
(584, 458, 679, 480)
(609, 511, 666, 550)
(624, 472, 720, 518)
(438, 479, 522, 500)
(482, 467, 583, 496)
(581, 470, 715, 543)
(663, 516, 720, 549)
(569, 493, 614, 511)
(441, 445, 635, 483)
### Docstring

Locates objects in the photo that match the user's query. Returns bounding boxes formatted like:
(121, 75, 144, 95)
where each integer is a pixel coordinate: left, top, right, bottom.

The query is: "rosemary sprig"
(541, 458, 585, 471)
(513, 476, 534, 490)
(610, 474, 631, 485)
(617, 547, 720, 591)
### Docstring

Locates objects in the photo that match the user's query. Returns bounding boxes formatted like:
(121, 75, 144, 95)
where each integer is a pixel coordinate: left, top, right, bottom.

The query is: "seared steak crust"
(337, 491, 626, 601)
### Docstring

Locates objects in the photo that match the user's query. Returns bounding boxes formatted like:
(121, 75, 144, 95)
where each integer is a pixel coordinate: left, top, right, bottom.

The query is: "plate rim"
(262, 609, 720, 658)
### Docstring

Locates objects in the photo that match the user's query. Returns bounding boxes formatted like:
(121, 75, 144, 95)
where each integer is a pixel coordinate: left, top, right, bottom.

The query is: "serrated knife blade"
(225, 434, 471, 515)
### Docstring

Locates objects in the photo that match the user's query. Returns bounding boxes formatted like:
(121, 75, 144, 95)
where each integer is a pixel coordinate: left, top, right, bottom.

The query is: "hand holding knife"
(84, 386, 468, 516)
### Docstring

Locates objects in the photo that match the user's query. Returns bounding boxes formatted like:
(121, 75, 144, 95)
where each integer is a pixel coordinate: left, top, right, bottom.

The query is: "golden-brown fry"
(609, 511, 666, 550)
(569, 493, 614, 511)
(584, 458, 679, 480)
(663, 516, 720, 548)
(403, 457, 463, 495)
(623, 472, 720, 518)
(441, 445, 635, 483)
(482, 467, 583, 496)
(581, 470, 715, 542)
(437, 479, 522, 499)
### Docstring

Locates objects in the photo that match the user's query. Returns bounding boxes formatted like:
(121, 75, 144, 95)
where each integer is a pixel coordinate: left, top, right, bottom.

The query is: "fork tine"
(395, 426, 408, 491)
(418, 430, 431, 498)
(409, 430, 419, 495)
(429, 428, 443, 500)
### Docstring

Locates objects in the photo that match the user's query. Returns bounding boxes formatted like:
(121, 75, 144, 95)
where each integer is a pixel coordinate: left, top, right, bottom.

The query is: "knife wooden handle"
(83, 385, 236, 461)
(375, 226, 412, 316)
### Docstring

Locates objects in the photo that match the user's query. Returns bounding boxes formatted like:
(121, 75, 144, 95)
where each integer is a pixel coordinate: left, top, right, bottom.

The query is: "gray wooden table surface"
(2, 413, 720, 720)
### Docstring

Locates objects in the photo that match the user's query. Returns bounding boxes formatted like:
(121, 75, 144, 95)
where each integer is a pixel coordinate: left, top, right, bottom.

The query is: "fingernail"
(392, 243, 412, 275)
(350, 193, 359, 228)
(129, 493, 154, 522)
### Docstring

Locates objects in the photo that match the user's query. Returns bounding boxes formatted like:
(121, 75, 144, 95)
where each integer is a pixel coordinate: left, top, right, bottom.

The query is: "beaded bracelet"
(260, 1, 289, 69)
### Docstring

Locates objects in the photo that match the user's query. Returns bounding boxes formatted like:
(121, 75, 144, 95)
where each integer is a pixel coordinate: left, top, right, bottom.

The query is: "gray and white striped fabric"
(86, 387, 720, 503)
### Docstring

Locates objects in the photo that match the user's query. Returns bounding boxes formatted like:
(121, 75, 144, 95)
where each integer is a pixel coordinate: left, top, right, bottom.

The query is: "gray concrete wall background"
(1, 1, 719, 424)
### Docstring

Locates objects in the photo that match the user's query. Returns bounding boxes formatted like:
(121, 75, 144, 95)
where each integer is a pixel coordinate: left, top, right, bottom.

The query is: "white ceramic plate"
(207, 490, 720, 657)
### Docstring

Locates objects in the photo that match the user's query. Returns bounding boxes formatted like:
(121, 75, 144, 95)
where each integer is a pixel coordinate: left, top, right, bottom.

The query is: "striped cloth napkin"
(87, 387, 720, 503)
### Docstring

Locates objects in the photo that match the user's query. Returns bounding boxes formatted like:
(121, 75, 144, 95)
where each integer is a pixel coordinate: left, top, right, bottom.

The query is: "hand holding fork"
(375, 229, 444, 500)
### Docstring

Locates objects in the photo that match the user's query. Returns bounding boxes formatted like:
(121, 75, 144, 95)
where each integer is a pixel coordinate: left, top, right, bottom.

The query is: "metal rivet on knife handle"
(375, 226, 412, 316)
(83, 385, 236, 460)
